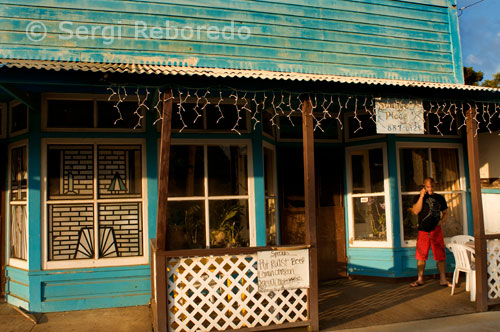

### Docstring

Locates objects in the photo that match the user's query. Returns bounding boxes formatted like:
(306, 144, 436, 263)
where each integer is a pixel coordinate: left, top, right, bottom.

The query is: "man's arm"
(411, 188, 426, 215)
(438, 209, 448, 226)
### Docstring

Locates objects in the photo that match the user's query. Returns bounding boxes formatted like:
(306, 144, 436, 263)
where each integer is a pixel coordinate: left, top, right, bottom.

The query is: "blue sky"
(458, 0, 500, 81)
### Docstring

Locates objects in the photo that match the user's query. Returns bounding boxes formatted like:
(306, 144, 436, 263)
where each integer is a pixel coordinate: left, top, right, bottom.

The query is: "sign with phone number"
(375, 98, 424, 134)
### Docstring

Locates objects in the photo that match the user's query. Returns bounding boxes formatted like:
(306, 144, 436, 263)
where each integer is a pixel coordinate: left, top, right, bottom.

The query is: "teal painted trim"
(171, 132, 253, 140)
(394, 135, 462, 144)
(344, 137, 387, 147)
(481, 189, 500, 194)
(146, 107, 159, 243)
(6, 294, 30, 310)
(387, 136, 402, 250)
(447, 5, 465, 84)
(462, 141, 474, 236)
(40, 132, 147, 139)
(5, 266, 30, 307)
(27, 109, 41, 271)
(393, 247, 455, 277)
(30, 265, 151, 280)
(252, 124, 266, 246)
(40, 293, 150, 312)
(347, 248, 396, 277)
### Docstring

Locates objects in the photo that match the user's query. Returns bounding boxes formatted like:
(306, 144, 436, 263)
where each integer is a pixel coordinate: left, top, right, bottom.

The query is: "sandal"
(410, 281, 424, 287)
(440, 281, 452, 287)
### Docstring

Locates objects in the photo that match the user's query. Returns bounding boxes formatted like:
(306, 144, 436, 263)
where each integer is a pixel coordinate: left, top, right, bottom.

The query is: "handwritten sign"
(375, 98, 424, 134)
(257, 249, 309, 292)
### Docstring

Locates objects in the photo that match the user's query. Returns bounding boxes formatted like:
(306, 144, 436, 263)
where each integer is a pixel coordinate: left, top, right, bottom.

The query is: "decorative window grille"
(45, 143, 145, 264)
(9, 144, 28, 261)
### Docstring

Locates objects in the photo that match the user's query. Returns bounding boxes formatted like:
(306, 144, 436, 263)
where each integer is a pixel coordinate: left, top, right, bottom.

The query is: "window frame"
(396, 142, 467, 247)
(165, 138, 256, 248)
(41, 138, 149, 270)
(8, 100, 29, 137)
(41, 93, 146, 133)
(346, 143, 393, 248)
(7, 140, 29, 269)
(0, 103, 6, 138)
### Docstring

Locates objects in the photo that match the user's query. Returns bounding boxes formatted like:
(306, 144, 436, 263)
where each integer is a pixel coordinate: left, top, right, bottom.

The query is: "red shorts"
(415, 226, 446, 261)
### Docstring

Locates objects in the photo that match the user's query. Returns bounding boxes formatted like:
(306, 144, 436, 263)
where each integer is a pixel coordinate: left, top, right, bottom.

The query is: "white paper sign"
(257, 249, 310, 292)
(375, 98, 424, 134)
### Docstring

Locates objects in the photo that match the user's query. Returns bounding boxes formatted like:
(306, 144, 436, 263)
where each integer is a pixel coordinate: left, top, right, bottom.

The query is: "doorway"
(278, 146, 346, 280)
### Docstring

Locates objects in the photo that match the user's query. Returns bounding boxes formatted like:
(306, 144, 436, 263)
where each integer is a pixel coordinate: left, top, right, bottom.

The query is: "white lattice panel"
(487, 240, 500, 299)
(166, 253, 308, 332)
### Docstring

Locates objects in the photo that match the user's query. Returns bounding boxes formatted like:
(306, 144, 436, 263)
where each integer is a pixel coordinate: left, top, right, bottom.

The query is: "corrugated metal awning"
(1, 59, 499, 93)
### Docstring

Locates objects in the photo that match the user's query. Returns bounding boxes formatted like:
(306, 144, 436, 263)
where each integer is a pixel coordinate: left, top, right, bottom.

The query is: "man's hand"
(420, 187, 427, 198)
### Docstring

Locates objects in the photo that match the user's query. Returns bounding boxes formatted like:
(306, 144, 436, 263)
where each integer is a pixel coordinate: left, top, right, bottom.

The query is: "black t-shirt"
(414, 193, 448, 232)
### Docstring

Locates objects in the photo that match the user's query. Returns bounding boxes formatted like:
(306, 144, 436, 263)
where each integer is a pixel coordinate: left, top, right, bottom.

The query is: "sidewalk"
(1, 301, 499, 332)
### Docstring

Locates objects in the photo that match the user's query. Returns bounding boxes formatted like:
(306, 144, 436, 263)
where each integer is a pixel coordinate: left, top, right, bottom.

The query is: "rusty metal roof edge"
(1, 59, 499, 93)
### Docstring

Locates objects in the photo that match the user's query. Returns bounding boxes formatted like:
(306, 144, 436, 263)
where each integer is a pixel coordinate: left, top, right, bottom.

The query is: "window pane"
(351, 148, 384, 194)
(348, 114, 376, 139)
(353, 196, 386, 241)
(402, 194, 419, 241)
(10, 146, 27, 201)
(441, 193, 464, 237)
(97, 101, 143, 129)
(206, 103, 247, 131)
(48, 204, 94, 261)
(47, 100, 93, 128)
(169, 145, 204, 197)
(166, 201, 205, 250)
(208, 145, 248, 196)
(399, 148, 429, 192)
(279, 116, 302, 139)
(10, 103, 28, 133)
(431, 148, 460, 191)
(47, 145, 94, 200)
(10, 205, 27, 260)
(264, 147, 277, 246)
(98, 203, 143, 257)
(209, 200, 249, 248)
(98, 145, 142, 199)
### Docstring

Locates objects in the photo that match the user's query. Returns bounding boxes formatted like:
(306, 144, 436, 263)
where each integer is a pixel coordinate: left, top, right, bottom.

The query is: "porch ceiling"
(1, 59, 499, 93)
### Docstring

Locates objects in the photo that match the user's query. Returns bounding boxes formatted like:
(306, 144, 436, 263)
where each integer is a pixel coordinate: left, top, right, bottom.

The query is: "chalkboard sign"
(375, 98, 424, 134)
(257, 249, 310, 292)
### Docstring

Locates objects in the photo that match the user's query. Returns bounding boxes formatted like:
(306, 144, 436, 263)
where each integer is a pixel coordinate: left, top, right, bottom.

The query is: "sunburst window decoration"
(108, 171, 127, 193)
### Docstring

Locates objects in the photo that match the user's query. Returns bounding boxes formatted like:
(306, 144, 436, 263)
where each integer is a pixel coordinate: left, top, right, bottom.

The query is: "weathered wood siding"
(0, 0, 463, 83)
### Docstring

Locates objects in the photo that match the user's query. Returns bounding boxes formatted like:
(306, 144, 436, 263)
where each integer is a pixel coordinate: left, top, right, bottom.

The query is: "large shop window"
(347, 145, 391, 246)
(43, 141, 147, 269)
(399, 145, 465, 245)
(8, 143, 28, 267)
(263, 145, 277, 246)
(166, 143, 252, 250)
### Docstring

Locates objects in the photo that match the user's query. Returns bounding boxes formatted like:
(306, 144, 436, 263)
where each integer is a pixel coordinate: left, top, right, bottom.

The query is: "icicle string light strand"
(113, 86, 127, 125)
(251, 92, 260, 130)
(230, 90, 242, 135)
(133, 88, 149, 130)
(192, 90, 203, 124)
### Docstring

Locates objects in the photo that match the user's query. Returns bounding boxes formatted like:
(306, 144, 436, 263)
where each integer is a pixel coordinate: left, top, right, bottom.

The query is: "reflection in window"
(399, 146, 464, 242)
(264, 147, 277, 246)
(9, 145, 28, 260)
(10, 103, 28, 133)
(349, 147, 387, 241)
(167, 144, 251, 250)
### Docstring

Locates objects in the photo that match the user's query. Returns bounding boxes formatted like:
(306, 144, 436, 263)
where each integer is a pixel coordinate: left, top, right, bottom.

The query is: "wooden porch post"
(465, 107, 488, 312)
(301, 95, 319, 331)
(156, 91, 173, 251)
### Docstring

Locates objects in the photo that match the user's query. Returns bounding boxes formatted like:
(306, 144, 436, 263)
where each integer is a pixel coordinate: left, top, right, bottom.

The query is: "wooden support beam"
(156, 91, 173, 251)
(466, 108, 488, 312)
(0, 83, 38, 111)
(301, 95, 319, 332)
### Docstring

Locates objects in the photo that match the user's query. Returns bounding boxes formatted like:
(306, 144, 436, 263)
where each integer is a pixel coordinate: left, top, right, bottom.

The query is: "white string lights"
(105, 84, 500, 137)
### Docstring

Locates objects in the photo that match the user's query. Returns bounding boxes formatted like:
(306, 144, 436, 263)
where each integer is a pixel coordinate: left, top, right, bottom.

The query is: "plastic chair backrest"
(451, 235, 474, 245)
(449, 243, 475, 271)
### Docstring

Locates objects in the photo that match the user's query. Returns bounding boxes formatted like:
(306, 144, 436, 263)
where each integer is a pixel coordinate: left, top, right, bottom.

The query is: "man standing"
(410, 177, 451, 287)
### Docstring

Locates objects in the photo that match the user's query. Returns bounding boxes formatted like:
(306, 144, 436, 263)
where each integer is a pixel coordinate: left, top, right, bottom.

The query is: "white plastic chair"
(450, 235, 474, 246)
(448, 235, 475, 291)
(448, 243, 476, 302)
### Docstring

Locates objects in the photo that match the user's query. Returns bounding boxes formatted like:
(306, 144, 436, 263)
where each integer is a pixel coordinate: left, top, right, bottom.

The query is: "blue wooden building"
(0, 0, 499, 318)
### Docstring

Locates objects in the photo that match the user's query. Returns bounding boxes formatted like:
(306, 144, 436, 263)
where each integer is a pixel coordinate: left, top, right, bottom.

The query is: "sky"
(458, 0, 500, 81)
